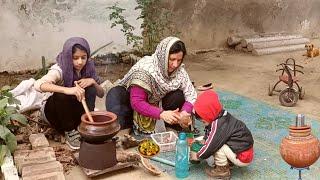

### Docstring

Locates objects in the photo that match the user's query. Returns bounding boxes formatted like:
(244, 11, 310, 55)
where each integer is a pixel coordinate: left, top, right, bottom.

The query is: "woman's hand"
(180, 110, 190, 117)
(179, 111, 192, 128)
(160, 108, 180, 124)
(65, 86, 85, 102)
(76, 78, 95, 89)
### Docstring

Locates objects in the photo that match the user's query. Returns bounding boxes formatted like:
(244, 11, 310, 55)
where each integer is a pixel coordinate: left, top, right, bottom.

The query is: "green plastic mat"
(152, 90, 320, 179)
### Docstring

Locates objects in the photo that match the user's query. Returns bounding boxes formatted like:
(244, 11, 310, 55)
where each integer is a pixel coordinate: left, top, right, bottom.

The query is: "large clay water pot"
(280, 115, 320, 168)
(78, 111, 120, 143)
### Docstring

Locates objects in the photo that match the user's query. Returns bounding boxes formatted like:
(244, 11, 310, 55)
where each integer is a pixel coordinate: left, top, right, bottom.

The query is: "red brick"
(16, 143, 31, 151)
(22, 171, 65, 180)
(14, 147, 56, 174)
(29, 133, 49, 149)
(22, 161, 63, 177)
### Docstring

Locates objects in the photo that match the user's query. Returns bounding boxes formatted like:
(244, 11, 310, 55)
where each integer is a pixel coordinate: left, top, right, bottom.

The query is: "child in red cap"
(191, 90, 254, 179)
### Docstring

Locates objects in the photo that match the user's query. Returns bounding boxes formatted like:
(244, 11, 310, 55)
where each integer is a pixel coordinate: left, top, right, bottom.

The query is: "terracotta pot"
(78, 111, 120, 143)
(79, 140, 117, 170)
(280, 125, 320, 168)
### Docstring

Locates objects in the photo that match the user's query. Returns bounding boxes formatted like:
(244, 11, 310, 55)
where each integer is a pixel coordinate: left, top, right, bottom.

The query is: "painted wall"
(0, 0, 142, 72)
(164, 0, 320, 49)
(1, 0, 320, 71)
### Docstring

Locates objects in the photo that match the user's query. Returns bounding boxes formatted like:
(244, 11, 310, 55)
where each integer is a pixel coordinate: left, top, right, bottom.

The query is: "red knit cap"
(194, 90, 223, 123)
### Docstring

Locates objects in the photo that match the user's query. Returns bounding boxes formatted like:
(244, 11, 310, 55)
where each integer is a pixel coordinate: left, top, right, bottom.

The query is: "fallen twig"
(195, 48, 217, 54)
(25, 115, 49, 126)
(91, 41, 113, 57)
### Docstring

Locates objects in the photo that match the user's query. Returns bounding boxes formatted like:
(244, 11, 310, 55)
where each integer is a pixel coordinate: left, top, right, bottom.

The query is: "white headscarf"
(119, 37, 197, 104)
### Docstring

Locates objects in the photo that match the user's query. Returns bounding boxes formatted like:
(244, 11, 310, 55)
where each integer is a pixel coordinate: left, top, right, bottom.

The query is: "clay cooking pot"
(78, 111, 120, 143)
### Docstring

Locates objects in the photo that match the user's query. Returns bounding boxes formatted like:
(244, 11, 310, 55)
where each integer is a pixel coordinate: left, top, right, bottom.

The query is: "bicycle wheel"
(268, 84, 273, 96)
(279, 88, 299, 107)
(299, 87, 305, 100)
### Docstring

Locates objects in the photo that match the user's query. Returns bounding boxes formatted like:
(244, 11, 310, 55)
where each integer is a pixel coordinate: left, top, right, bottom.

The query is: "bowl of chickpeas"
(137, 139, 160, 158)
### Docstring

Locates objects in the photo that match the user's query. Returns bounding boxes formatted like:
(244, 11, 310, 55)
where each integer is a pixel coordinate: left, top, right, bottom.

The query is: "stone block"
(22, 161, 63, 178)
(14, 147, 56, 174)
(29, 133, 49, 149)
(22, 171, 65, 180)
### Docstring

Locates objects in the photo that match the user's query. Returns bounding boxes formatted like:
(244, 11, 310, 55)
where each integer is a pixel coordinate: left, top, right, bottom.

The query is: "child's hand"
(77, 78, 95, 88)
(65, 86, 85, 102)
(190, 151, 200, 164)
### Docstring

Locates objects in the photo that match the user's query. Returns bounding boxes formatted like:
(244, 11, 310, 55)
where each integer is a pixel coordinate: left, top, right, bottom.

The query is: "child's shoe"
(65, 130, 81, 150)
(205, 165, 231, 179)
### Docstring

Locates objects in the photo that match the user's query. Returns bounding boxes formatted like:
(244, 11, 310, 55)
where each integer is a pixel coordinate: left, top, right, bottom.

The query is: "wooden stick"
(75, 82, 94, 122)
(195, 48, 217, 54)
(24, 115, 50, 126)
(81, 99, 94, 122)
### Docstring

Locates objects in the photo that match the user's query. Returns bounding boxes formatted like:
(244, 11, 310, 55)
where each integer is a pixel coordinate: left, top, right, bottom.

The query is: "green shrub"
(0, 86, 27, 165)
(108, 0, 179, 55)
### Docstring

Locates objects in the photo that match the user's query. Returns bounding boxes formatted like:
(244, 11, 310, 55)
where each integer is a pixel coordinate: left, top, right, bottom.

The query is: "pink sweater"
(130, 86, 193, 119)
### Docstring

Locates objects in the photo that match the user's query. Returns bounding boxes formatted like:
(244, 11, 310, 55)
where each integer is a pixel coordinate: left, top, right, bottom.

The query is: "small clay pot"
(280, 125, 320, 168)
(78, 111, 120, 143)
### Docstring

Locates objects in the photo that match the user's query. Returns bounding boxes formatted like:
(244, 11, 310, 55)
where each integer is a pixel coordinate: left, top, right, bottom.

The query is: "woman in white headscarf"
(106, 37, 197, 135)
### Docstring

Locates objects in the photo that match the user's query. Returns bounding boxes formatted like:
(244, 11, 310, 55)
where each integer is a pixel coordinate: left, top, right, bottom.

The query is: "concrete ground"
(66, 41, 320, 179)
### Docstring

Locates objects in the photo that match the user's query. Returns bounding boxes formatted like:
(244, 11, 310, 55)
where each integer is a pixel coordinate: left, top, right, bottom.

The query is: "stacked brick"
(13, 133, 65, 180)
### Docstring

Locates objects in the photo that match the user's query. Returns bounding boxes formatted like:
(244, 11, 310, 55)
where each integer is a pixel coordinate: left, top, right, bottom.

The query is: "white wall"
(166, 0, 320, 49)
(0, 0, 142, 72)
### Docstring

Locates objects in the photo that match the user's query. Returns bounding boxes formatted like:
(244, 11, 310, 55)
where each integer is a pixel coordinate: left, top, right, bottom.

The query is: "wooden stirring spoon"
(75, 82, 94, 122)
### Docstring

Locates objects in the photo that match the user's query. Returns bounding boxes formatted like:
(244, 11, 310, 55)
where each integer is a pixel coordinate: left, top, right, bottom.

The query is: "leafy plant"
(107, 1, 179, 55)
(0, 86, 27, 165)
(108, 3, 143, 50)
(34, 56, 48, 80)
(135, 0, 178, 54)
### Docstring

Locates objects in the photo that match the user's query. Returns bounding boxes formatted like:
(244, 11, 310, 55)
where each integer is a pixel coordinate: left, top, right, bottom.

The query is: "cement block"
(29, 133, 49, 149)
(1, 156, 14, 169)
(22, 161, 63, 177)
(1, 154, 19, 180)
(1, 166, 19, 180)
(22, 171, 65, 180)
(14, 147, 56, 174)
